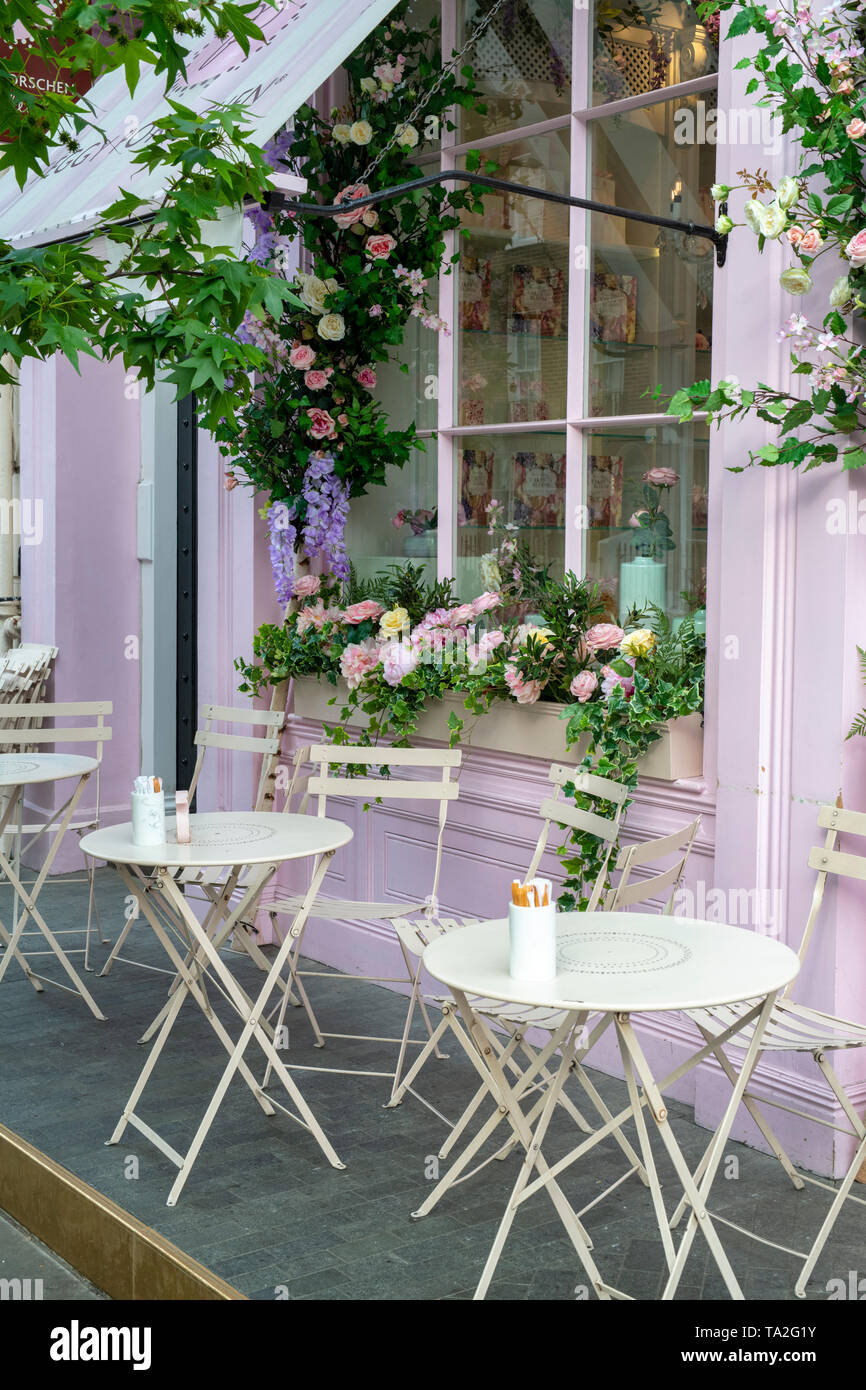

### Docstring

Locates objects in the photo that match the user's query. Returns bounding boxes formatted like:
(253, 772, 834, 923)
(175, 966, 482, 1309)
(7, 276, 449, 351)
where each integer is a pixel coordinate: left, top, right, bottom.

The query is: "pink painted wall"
(19, 355, 141, 870)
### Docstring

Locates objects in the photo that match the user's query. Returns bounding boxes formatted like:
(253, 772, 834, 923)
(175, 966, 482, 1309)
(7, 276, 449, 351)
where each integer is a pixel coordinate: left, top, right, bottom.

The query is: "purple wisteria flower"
(301, 452, 350, 581)
(267, 501, 297, 607)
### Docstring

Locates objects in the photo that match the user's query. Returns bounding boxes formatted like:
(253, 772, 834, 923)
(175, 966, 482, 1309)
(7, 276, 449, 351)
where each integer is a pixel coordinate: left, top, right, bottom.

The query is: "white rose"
(317, 313, 346, 341)
(829, 274, 853, 310)
(776, 176, 799, 209)
(710, 183, 730, 201)
(350, 120, 373, 145)
(715, 214, 733, 235)
(332, 124, 351, 145)
(359, 77, 378, 94)
(743, 199, 764, 233)
(396, 123, 419, 148)
(758, 201, 787, 238)
(297, 274, 330, 316)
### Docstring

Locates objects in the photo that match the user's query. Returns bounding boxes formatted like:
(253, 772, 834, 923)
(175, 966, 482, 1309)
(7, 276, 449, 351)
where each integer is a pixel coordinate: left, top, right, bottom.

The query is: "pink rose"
(356, 366, 377, 388)
(845, 228, 866, 267)
(304, 369, 330, 389)
(293, 575, 321, 598)
(469, 590, 502, 618)
(569, 670, 598, 703)
(479, 628, 505, 654)
(307, 408, 337, 440)
(585, 623, 625, 654)
(334, 183, 371, 229)
(448, 603, 476, 626)
(629, 510, 648, 528)
(361, 208, 379, 228)
(391, 511, 405, 529)
(223, 472, 238, 491)
(382, 641, 420, 686)
(289, 344, 316, 370)
(642, 467, 679, 487)
(340, 639, 381, 689)
(786, 225, 804, 247)
(503, 665, 543, 705)
(337, 412, 348, 426)
(342, 599, 385, 625)
(846, 118, 866, 140)
(798, 227, 822, 253)
(365, 233, 397, 260)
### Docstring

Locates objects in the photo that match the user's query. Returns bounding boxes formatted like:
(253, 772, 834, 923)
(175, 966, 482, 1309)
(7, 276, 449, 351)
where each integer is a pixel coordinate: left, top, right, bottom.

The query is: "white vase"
(404, 532, 436, 558)
(619, 556, 667, 623)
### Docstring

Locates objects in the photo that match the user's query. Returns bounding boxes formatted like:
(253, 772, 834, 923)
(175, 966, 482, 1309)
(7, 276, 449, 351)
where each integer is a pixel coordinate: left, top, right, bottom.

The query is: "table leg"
(0, 776, 105, 1019)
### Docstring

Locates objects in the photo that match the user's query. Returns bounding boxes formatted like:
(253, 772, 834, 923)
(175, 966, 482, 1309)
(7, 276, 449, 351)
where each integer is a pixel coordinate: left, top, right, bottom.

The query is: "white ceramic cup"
(131, 789, 166, 847)
(508, 901, 557, 981)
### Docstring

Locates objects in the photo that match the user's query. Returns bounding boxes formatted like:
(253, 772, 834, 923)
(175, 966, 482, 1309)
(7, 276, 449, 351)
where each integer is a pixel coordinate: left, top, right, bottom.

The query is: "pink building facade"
(15, 5, 866, 1178)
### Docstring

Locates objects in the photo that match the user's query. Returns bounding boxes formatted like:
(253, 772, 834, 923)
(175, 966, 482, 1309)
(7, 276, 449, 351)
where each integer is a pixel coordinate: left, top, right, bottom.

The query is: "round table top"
(423, 913, 800, 1014)
(80, 811, 352, 868)
(0, 752, 100, 786)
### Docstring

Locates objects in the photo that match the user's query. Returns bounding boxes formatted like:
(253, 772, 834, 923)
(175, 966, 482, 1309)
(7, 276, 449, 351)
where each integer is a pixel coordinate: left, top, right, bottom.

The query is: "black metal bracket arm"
(275, 168, 728, 268)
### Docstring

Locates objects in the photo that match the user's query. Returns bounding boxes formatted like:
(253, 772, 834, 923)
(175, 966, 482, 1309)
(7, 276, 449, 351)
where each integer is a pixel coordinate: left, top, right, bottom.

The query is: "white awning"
(0, 0, 397, 248)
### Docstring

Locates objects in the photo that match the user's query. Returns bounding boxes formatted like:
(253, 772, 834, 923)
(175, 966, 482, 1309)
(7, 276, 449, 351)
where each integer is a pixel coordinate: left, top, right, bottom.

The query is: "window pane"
(584, 422, 708, 623)
(455, 132, 570, 426)
(456, 430, 566, 598)
(374, 315, 439, 434)
(587, 93, 715, 417)
(592, 0, 718, 106)
(345, 447, 438, 585)
(460, 0, 572, 140)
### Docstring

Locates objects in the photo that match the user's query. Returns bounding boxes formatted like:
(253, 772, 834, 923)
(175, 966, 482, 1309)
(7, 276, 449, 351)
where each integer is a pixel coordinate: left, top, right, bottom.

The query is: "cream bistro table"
(420, 914, 800, 1301)
(80, 811, 352, 1205)
(0, 752, 104, 1019)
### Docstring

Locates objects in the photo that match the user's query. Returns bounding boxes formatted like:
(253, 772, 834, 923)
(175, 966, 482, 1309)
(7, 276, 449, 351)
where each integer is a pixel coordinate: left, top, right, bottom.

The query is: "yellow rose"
(517, 623, 554, 647)
(379, 606, 409, 639)
(360, 77, 378, 94)
(317, 312, 345, 341)
(620, 628, 656, 658)
(297, 273, 330, 315)
(332, 124, 351, 144)
(396, 123, 419, 148)
(350, 120, 373, 145)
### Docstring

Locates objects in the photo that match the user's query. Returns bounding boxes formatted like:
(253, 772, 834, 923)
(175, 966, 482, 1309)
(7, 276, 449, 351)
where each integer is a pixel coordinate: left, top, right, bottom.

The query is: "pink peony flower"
(307, 408, 337, 440)
(293, 575, 321, 598)
(448, 603, 476, 626)
(642, 467, 679, 487)
(223, 472, 239, 491)
(846, 118, 866, 140)
(304, 369, 330, 390)
(334, 183, 371, 229)
(503, 665, 543, 705)
(342, 599, 385, 625)
(798, 227, 822, 253)
(479, 628, 505, 654)
(340, 639, 381, 689)
(569, 670, 598, 703)
(365, 233, 397, 259)
(296, 600, 341, 633)
(469, 590, 502, 618)
(381, 641, 420, 686)
(585, 623, 625, 654)
(356, 366, 377, 388)
(601, 657, 636, 700)
(289, 343, 316, 370)
(845, 228, 866, 267)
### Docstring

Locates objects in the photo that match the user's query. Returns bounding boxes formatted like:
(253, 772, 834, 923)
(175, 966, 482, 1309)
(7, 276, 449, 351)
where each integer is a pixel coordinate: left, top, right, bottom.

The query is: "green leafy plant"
(847, 646, 866, 739)
(655, 0, 866, 474)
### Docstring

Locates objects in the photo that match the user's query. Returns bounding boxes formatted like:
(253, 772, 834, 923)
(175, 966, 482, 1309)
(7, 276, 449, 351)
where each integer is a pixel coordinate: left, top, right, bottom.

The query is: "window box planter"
(291, 677, 703, 782)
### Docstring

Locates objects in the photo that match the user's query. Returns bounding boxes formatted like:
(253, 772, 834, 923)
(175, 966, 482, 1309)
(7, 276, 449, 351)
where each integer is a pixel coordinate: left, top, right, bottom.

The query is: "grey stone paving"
(0, 870, 862, 1302)
(0, 1209, 106, 1301)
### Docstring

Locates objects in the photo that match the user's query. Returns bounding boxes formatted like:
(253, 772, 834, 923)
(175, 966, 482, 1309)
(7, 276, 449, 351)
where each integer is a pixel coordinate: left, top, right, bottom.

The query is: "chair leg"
(795, 1128, 866, 1297)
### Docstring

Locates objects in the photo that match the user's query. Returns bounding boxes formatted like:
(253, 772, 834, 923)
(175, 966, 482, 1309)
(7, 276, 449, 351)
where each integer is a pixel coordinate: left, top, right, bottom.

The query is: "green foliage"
(0, 2, 304, 432)
(846, 646, 866, 740)
(657, 0, 866, 474)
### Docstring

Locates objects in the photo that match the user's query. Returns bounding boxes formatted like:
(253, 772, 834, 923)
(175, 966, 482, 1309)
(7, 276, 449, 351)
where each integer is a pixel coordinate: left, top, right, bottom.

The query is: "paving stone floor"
(0, 870, 862, 1302)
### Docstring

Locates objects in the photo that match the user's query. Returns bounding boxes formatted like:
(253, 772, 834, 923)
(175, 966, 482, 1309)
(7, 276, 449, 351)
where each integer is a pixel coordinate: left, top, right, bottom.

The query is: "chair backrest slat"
(816, 803, 866, 837)
(806, 845, 866, 883)
(0, 726, 111, 744)
(604, 816, 701, 915)
(605, 859, 686, 911)
(537, 796, 621, 844)
(548, 763, 630, 805)
(199, 703, 285, 728)
(193, 730, 281, 756)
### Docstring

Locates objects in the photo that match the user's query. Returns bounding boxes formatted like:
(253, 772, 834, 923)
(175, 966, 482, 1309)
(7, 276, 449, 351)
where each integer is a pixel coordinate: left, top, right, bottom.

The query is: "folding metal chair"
(0, 699, 112, 972)
(673, 801, 866, 1296)
(261, 742, 462, 1101)
(100, 686, 288, 979)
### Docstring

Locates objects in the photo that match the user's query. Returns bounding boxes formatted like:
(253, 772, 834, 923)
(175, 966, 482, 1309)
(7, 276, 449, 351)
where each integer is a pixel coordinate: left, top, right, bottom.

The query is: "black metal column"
(176, 394, 198, 796)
